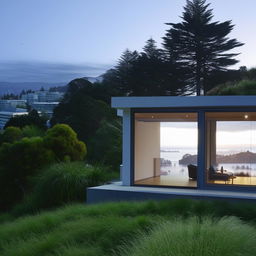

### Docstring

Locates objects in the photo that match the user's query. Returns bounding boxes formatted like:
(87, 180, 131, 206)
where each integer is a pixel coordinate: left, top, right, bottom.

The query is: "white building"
(21, 91, 64, 103)
(0, 111, 28, 130)
(0, 100, 27, 112)
(30, 102, 59, 117)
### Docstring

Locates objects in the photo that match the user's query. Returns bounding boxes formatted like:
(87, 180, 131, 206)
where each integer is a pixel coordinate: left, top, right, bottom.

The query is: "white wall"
(134, 121, 160, 181)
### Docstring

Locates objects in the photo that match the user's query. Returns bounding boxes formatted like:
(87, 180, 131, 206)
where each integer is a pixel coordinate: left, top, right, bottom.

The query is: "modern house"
(88, 96, 256, 203)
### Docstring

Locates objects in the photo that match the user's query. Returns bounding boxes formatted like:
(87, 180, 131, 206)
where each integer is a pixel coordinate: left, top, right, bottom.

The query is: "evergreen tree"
(142, 38, 163, 59)
(115, 49, 139, 95)
(163, 0, 244, 95)
(130, 38, 166, 95)
(101, 41, 185, 96)
(131, 38, 181, 96)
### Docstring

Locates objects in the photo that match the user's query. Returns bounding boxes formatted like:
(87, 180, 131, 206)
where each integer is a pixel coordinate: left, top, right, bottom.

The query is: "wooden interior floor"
(208, 176, 256, 186)
(135, 176, 256, 187)
(135, 176, 197, 187)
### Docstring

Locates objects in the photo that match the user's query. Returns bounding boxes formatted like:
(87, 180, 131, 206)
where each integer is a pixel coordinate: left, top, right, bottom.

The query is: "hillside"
(1, 200, 256, 256)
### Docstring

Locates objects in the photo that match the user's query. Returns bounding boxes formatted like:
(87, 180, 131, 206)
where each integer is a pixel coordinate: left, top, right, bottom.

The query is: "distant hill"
(179, 151, 256, 165)
(0, 76, 104, 96)
(82, 75, 103, 83)
(0, 82, 66, 96)
(217, 151, 256, 163)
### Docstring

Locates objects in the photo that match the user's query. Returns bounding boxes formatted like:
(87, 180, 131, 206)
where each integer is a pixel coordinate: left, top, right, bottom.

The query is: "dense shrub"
(44, 124, 86, 161)
(0, 124, 87, 210)
(0, 137, 55, 210)
(89, 120, 122, 171)
(22, 125, 45, 138)
(118, 217, 256, 256)
(13, 162, 112, 214)
(4, 109, 47, 130)
(51, 93, 114, 143)
(0, 125, 44, 146)
(0, 126, 22, 145)
(207, 79, 256, 95)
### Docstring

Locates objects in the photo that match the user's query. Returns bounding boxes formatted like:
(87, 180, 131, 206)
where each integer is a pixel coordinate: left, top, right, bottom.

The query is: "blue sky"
(1, 0, 256, 82)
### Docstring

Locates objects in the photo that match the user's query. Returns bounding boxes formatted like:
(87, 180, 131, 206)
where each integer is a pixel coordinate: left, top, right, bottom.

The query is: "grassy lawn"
(1, 199, 256, 256)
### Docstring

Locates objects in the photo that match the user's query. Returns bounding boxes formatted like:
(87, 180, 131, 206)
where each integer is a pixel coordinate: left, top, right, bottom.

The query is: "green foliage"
(5, 109, 47, 130)
(0, 204, 154, 256)
(0, 125, 45, 146)
(207, 79, 256, 95)
(0, 137, 55, 210)
(2, 200, 256, 256)
(89, 119, 122, 170)
(0, 124, 86, 210)
(12, 162, 113, 214)
(0, 126, 22, 144)
(21, 125, 45, 138)
(51, 91, 114, 143)
(44, 124, 86, 161)
(118, 217, 256, 256)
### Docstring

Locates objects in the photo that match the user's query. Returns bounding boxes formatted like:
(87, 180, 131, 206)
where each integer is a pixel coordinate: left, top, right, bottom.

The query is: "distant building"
(38, 91, 63, 102)
(21, 93, 38, 104)
(0, 111, 28, 130)
(0, 100, 27, 112)
(21, 91, 63, 103)
(30, 102, 59, 117)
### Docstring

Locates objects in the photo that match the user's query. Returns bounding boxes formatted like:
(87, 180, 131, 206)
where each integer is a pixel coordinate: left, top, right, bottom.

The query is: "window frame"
(131, 108, 199, 189)
(130, 107, 256, 192)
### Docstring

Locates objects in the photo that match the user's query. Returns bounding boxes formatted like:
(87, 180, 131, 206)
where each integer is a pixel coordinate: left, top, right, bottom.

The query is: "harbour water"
(160, 147, 256, 177)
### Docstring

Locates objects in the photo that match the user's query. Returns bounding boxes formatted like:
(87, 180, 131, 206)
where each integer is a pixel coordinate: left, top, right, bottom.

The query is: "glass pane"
(205, 112, 256, 186)
(134, 112, 198, 187)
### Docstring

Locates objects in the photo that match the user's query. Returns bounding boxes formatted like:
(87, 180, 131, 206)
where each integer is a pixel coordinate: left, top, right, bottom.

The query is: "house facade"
(87, 96, 256, 203)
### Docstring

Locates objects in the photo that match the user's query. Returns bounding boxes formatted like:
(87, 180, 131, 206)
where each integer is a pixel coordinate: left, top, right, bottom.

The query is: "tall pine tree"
(163, 0, 244, 95)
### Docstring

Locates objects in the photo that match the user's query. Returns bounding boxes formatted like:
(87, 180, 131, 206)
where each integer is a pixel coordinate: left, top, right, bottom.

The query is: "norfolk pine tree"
(163, 0, 244, 95)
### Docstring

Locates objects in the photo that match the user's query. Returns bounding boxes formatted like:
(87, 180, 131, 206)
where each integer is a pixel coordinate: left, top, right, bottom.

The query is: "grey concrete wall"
(122, 109, 131, 186)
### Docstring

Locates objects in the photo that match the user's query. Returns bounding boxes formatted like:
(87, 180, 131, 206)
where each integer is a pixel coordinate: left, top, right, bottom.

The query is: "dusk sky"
(1, 0, 256, 82)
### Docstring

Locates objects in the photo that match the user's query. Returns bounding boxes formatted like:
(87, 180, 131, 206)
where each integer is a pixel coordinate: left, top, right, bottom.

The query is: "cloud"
(0, 61, 112, 83)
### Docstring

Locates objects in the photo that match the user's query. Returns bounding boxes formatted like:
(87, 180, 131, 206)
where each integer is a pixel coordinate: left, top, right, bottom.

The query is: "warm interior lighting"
(244, 114, 249, 119)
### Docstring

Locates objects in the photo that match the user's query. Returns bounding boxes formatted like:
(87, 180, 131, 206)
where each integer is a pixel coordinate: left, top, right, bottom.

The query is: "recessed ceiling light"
(244, 114, 249, 119)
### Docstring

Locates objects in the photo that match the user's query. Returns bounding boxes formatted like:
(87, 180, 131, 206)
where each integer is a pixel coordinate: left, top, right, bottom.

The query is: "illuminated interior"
(134, 112, 198, 187)
(205, 112, 256, 186)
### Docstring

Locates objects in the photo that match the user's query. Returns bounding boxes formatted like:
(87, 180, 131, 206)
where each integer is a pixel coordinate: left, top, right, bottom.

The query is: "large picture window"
(134, 112, 198, 187)
(205, 112, 256, 186)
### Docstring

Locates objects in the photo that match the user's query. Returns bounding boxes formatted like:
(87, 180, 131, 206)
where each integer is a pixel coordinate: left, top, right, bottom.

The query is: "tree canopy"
(5, 109, 47, 130)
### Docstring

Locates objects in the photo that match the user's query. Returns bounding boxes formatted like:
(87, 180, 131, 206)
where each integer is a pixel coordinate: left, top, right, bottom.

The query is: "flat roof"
(31, 102, 59, 105)
(0, 111, 27, 115)
(112, 96, 256, 109)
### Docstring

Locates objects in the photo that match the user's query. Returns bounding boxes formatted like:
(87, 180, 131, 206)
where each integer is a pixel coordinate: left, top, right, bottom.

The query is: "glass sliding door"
(205, 112, 256, 186)
(134, 112, 198, 187)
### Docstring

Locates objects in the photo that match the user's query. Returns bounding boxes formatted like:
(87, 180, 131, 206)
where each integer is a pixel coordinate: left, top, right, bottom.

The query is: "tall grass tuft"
(12, 162, 113, 215)
(117, 216, 256, 256)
